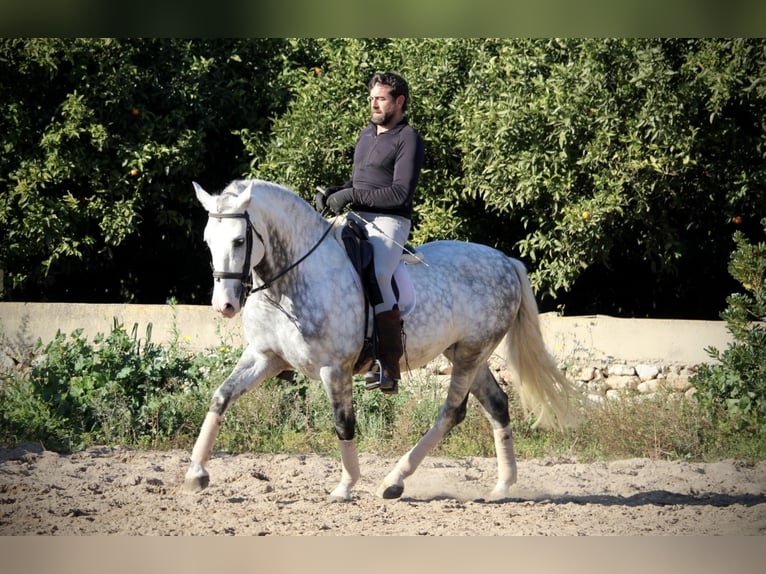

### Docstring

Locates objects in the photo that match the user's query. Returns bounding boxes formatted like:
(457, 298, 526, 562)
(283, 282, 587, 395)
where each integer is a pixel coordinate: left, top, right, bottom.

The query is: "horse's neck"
(249, 188, 335, 292)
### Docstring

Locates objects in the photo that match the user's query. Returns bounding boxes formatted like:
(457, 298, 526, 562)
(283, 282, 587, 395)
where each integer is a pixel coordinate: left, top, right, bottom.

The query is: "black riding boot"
(364, 308, 403, 394)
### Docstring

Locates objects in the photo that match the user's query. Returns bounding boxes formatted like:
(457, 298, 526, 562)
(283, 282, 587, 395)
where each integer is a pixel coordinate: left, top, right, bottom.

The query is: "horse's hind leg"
(470, 365, 517, 498)
(183, 347, 285, 494)
(377, 348, 479, 499)
(377, 392, 470, 499)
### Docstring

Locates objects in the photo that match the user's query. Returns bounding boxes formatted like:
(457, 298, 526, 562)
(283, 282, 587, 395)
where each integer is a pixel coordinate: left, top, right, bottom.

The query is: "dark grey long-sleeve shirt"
(348, 118, 424, 219)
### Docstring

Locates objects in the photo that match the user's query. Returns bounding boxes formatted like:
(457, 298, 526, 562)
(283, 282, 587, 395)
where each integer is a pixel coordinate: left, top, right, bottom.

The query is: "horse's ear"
(193, 181, 216, 213)
(234, 180, 254, 212)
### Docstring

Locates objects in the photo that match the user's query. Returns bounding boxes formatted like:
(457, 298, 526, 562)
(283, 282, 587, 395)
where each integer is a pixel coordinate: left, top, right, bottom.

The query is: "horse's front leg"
(320, 365, 360, 502)
(183, 346, 285, 494)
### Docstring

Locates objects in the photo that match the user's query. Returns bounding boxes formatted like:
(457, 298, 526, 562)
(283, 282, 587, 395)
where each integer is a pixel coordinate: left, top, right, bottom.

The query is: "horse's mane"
(216, 179, 319, 220)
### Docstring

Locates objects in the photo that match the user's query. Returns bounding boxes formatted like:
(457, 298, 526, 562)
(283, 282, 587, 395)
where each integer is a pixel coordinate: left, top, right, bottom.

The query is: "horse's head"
(194, 181, 265, 318)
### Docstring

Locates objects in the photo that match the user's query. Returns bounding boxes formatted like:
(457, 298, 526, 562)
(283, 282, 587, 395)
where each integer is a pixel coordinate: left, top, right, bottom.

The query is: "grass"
(1, 321, 764, 463)
(212, 373, 766, 463)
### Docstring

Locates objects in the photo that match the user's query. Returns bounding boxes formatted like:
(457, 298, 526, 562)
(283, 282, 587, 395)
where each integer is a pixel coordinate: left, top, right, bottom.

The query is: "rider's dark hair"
(368, 72, 410, 112)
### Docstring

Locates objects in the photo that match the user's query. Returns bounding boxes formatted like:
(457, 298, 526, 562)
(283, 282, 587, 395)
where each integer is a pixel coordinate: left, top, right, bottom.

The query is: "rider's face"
(369, 83, 403, 128)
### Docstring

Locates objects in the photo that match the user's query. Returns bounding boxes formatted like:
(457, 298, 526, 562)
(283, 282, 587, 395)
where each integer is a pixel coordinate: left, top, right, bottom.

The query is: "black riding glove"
(314, 185, 343, 213)
(326, 187, 354, 215)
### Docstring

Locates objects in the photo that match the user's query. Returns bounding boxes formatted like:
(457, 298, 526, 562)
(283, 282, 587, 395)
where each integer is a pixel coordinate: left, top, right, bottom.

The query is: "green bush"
(2, 312, 765, 462)
(691, 218, 766, 436)
(0, 318, 241, 450)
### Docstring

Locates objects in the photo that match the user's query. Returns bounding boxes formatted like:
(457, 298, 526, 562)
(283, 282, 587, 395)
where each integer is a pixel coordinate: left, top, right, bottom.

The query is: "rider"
(318, 72, 425, 393)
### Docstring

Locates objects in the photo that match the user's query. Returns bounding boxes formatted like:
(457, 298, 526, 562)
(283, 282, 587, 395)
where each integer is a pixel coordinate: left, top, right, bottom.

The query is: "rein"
(208, 210, 336, 302)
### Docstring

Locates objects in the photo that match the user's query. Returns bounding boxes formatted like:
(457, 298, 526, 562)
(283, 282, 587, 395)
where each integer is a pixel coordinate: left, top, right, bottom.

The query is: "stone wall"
(1, 303, 730, 401)
(563, 360, 698, 403)
(417, 353, 700, 403)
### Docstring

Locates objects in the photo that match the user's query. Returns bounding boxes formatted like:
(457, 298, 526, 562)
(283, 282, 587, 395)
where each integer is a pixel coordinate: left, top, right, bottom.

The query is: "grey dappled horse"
(184, 179, 579, 501)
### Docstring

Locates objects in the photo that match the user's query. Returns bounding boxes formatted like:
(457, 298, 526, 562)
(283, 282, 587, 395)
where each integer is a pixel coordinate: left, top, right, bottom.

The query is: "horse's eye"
(234, 238, 245, 247)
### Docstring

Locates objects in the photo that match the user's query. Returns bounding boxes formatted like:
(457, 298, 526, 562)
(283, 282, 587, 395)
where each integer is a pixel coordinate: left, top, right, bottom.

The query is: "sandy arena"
(1, 442, 764, 536)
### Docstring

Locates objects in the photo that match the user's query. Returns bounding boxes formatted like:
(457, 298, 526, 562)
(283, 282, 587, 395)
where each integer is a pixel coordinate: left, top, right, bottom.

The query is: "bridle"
(207, 209, 336, 305)
(208, 212, 260, 305)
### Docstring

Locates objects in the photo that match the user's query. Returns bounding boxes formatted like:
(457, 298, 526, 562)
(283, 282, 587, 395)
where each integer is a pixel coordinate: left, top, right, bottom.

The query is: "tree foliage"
(0, 38, 306, 302)
(251, 38, 766, 316)
(2, 38, 765, 318)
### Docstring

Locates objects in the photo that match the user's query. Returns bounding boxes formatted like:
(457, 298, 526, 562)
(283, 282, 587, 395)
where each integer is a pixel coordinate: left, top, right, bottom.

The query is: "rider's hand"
(315, 185, 343, 213)
(326, 187, 354, 215)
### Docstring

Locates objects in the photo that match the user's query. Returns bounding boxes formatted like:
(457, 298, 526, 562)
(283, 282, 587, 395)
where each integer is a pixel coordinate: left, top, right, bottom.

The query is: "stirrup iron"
(363, 360, 398, 394)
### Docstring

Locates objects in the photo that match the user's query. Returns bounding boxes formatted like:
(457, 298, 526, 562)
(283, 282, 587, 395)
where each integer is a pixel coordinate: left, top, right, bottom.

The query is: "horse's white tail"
(504, 259, 581, 430)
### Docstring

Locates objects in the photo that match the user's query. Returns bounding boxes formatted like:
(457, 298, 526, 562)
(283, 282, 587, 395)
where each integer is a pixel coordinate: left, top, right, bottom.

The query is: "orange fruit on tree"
(732, 215, 743, 225)
(130, 168, 139, 177)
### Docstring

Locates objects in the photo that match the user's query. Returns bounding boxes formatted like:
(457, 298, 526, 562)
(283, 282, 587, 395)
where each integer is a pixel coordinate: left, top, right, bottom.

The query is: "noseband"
(208, 210, 336, 305)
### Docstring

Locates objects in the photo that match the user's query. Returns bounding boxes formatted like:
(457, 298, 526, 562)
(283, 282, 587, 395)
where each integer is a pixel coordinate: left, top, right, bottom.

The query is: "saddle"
(340, 219, 383, 306)
(334, 218, 421, 374)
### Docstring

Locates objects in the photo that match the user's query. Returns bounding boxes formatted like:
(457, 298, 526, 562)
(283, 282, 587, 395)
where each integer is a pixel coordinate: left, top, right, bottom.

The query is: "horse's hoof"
(489, 478, 517, 500)
(328, 483, 353, 502)
(378, 483, 404, 499)
(489, 487, 510, 500)
(182, 464, 210, 494)
(182, 474, 209, 493)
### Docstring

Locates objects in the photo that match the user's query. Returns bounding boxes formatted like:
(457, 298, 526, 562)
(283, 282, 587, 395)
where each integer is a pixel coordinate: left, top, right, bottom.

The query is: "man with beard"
(318, 72, 425, 394)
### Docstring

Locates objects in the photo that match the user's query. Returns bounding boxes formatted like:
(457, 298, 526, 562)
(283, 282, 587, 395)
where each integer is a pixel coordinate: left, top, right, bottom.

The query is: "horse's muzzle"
(212, 281, 242, 318)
